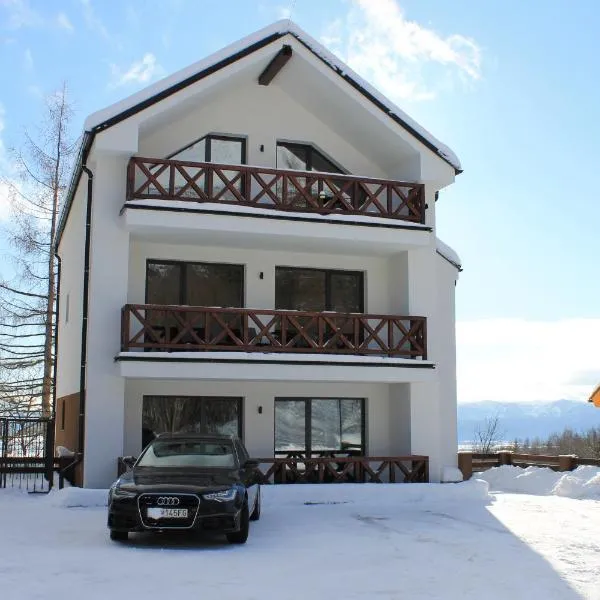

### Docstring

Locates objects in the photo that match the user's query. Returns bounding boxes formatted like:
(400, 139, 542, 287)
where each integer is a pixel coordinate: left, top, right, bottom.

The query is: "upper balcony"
(123, 158, 431, 255)
(127, 157, 426, 223)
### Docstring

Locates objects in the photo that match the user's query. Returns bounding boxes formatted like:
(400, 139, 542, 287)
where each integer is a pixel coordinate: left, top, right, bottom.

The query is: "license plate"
(147, 507, 188, 519)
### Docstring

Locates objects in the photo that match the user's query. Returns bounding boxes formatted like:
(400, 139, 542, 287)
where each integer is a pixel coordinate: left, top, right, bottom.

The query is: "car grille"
(138, 493, 200, 529)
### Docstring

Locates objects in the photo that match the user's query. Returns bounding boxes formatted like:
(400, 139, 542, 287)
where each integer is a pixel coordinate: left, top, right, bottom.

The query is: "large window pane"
(146, 263, 181, 305)
(185, 263, 243, 307)
(277, 144, 308, 171)
(275, 400, 306, 453)
(173, 138, 206, 163)
(275, 268, 326, 311)
(274, 398, 364, 456)
(203, 398, 241, 436)
(142, 396, 204, 436)
(311, 399, 341, 451)
(209, 138, 244, 165)
(142, 396, 242, 450)
(330, 272, 362, 313)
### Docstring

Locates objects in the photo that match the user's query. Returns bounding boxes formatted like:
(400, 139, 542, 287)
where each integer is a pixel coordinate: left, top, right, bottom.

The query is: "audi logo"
(156, 496, 180, 506)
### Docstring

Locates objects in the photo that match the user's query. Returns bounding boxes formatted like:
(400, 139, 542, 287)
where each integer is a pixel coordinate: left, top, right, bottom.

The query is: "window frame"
(142, 395, 244, 440)
(274, 397, 366, 457)
(276, 141, 347, 174)
(145, 259, 245, 308)
(166, 133, 247, 165)
(275, 266, 365, 313)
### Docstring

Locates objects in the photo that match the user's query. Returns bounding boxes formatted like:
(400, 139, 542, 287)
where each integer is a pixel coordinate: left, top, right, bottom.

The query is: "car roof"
(153, 432, 239, 442)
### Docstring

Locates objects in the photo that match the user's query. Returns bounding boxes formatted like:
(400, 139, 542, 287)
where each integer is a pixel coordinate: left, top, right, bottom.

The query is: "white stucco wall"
(56, 180, 86, 398)
(128, 240, 391, 313)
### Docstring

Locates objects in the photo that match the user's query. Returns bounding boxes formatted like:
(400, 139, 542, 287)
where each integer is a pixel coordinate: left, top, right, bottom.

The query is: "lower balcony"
(121, 304, 427, 359)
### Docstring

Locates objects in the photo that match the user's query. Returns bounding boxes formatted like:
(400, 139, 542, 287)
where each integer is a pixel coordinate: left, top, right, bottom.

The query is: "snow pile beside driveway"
(48, 487, 108, 508)
(477, 464, 600, 499)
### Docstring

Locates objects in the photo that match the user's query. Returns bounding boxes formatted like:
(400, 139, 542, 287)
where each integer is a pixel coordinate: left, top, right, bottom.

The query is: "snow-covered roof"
(436, 238, 462, 270)
(84, 19, 461, 172)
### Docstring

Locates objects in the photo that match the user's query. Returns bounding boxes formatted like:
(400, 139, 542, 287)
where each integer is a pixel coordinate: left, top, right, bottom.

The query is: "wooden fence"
(458, 451, 600, 480)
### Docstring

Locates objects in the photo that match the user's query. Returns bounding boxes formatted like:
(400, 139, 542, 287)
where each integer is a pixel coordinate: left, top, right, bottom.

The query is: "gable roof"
(84, 20, 461, 172)
(56, 20, 461, 248)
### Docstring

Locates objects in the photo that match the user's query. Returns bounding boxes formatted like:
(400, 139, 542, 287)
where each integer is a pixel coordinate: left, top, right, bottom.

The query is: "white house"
(54, 20, 462, 488)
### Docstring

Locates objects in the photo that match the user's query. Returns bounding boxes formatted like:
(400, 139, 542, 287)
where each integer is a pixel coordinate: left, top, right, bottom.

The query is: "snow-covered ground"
(1, 476, 599, 600)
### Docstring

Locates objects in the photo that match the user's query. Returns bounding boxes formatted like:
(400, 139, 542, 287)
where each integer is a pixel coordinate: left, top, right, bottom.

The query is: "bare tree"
(473, 414, 503, 453)
(0, 84, 76, 417)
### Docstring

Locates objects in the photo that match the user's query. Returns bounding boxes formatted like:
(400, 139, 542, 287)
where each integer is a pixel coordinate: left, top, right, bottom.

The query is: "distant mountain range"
(458, 400, 600, 443)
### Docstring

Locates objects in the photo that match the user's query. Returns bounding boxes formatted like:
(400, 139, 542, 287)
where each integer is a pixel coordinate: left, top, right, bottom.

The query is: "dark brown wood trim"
(258, 44, 293, 85)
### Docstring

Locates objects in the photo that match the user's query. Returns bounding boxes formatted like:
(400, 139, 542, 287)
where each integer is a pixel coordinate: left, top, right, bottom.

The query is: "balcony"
(126, 157, 426, 224)
(121, 304, 427, 359)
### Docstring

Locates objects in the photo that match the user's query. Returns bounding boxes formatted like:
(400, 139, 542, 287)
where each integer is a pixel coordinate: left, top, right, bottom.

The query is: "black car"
(107, 433, 261, 544)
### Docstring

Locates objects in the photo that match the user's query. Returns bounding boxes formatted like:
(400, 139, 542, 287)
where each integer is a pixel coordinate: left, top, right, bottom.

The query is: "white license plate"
(147, 507, 188, 519)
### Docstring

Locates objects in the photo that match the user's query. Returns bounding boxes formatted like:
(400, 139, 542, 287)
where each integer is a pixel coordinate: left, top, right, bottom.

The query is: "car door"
(236, 439, 258, 511)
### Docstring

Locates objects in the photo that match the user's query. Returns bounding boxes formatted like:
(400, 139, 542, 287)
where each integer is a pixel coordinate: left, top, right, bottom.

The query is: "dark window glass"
(275, 398, 364, 456)
(142, 396, 242, 449)
(146, 261, 243, 307)
(276, 142, 343, 174)
(275, 268, 326, 312)
(275, 267, 363, 313)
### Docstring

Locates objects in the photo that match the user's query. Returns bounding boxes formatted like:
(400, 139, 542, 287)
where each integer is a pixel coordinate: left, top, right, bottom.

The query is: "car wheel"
(250, 487, 261, 521)
(226, 502, 249, 544)
(110, 529, 129, 542)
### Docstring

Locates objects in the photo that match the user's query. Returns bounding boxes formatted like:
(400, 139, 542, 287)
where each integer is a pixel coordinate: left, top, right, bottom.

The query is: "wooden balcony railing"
(254, 455, 430, 484)
(126, 157, 426, 223)
(121, 304, 427, 359)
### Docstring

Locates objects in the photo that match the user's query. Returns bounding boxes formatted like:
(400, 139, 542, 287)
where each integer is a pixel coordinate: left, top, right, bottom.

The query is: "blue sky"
(1, 0, 599, 403)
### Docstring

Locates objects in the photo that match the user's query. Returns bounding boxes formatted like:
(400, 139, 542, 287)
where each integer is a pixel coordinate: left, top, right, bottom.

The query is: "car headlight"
(111, 486, 137, 499)
(202, 488, 238, 502)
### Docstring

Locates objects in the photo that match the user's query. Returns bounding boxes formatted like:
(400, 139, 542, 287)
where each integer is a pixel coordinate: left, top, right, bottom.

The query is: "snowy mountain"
(457, 400, 600, 443)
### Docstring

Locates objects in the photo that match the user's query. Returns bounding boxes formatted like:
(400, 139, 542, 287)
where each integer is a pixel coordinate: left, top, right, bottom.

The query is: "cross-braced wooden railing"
(121, 304, 427, 359)
(253, 456, 429, 484)
(127, 157, 426, 223)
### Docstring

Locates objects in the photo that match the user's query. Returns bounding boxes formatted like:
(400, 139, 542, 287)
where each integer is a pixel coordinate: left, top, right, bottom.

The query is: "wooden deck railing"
(458, 451, 600, 480)
(127, 157, 426, 223)
(121, 304, 427, 359)
(254, 455, 429, 484)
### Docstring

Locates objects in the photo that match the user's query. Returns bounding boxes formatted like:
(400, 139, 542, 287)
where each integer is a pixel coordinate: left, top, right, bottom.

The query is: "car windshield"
(137, 440, 236, 469)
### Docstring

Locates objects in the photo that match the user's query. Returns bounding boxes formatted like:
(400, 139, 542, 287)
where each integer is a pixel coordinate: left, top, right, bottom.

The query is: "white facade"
(55, 21, 461, 487)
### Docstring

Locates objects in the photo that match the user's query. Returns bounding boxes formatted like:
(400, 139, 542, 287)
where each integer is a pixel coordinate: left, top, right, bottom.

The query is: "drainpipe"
(52, 254, 61, 420)
(78, 165, 94, 477)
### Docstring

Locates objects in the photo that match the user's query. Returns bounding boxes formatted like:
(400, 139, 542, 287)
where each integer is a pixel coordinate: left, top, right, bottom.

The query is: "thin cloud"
(322, 0, 482, 102)
(109, 53, 165, 89)
(23, 48, 33, 70)
(2, 0, 43, 29)
(79, 0, 110, 41)
(457, 318, 600, 403)
(56, 12, 74, 33)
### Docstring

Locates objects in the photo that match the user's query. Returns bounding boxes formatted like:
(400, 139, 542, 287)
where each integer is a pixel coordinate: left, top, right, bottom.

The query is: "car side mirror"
(244, 459, 259, 469)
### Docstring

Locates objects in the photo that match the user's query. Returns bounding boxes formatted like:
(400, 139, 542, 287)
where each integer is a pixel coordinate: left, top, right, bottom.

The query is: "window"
(60, 399, 65, 431)
(276, 142, 344, 174)
(275, 398, 365, 457)
(162, 134, 246, 200)
(169, 134, 246, 165)
(142, 396, 243, 449)
(137, 440, 236, 469)
(146, 260, 244, 308)
(275, 267, 363, 313)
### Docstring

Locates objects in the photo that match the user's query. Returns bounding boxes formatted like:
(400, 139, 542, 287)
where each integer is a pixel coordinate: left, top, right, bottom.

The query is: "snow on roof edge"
(436, 238, 462, 270)
(82, 19, 461, 172)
